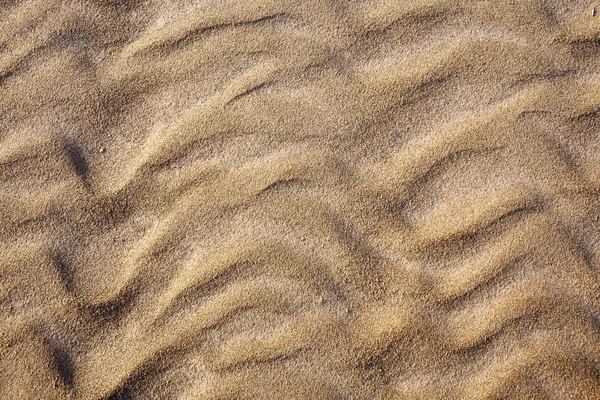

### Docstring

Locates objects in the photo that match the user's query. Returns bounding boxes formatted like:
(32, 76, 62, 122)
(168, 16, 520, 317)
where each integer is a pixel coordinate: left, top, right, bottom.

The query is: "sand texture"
(1, 0, 600, 398)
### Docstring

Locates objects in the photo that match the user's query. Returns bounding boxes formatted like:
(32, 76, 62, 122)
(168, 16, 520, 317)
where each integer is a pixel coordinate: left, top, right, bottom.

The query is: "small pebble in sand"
(99, 147, 106, 153)
(593, 7, 597, 16)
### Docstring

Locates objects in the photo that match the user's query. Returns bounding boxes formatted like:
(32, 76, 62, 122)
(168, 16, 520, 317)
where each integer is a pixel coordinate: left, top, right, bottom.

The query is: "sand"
(1, 0, 600, 398)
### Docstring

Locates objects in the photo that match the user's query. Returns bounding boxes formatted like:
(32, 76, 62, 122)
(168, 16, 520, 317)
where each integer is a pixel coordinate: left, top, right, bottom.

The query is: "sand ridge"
(1, 0, 600, 398)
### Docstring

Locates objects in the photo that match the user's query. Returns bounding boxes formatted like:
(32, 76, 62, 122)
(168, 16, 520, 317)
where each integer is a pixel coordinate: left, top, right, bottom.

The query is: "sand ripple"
(1, 0, 599, 398)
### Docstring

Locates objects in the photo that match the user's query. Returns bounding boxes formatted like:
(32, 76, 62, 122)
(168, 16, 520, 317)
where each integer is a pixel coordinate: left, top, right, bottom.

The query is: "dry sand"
(1, 0, 600, 398)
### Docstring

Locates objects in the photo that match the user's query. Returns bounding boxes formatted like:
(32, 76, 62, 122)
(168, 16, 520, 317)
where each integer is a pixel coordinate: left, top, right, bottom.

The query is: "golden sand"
(1, 0, 600, 398)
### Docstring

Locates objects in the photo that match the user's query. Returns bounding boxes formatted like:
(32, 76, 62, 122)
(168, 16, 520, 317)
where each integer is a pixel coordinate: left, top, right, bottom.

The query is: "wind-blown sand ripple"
(1, 0, 599, 399)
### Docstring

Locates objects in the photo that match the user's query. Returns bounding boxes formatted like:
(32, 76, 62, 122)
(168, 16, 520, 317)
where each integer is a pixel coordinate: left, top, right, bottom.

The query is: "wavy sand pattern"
(1, 0, 600, 398)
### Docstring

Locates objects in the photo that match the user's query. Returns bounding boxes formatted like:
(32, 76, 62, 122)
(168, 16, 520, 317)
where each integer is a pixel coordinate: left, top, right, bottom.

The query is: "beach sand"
(1, 0, 600, 398)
